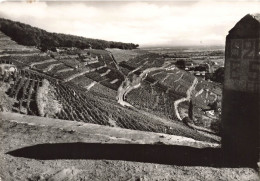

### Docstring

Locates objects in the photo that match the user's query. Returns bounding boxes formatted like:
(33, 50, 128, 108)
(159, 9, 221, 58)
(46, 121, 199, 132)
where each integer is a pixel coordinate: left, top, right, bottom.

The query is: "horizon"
(140, 44, 225, 48)
(0, 1, 259, 47)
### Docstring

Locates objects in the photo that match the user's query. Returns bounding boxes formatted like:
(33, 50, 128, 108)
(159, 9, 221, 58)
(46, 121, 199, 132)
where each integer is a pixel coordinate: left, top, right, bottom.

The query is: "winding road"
(117, 62, 170, 107)
(174, 77, 198, 121)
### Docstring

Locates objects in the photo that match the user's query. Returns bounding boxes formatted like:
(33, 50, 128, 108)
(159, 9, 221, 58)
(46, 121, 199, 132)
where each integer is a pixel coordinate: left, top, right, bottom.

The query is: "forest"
(0, 18, 139, 51)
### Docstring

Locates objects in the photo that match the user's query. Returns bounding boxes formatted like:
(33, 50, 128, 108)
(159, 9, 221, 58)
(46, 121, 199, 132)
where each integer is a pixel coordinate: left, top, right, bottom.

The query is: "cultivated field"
(118, 51, 222, 133)
(0, 30, 222, 136)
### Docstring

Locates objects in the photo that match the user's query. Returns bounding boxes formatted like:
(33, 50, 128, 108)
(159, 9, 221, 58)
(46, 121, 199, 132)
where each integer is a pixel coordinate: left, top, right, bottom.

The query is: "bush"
(212, 67, 224, 83)
(175, 60, 185, 69)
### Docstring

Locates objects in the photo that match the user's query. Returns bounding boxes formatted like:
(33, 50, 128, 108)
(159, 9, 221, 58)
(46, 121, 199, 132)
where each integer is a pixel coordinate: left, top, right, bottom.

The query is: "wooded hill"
(0, 18, 139, 51)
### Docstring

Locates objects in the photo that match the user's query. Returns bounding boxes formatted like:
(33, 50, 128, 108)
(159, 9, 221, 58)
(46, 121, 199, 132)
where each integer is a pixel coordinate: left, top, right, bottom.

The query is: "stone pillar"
(222, 14, 260, 166)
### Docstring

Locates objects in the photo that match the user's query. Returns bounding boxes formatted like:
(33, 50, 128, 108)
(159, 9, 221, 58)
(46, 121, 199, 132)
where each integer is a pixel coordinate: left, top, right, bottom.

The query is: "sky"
(0, 0, 259, 47)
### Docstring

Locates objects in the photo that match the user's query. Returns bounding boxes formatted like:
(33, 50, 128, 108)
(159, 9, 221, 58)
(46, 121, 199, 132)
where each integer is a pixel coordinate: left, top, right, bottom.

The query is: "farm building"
(0, 61, 17, 76)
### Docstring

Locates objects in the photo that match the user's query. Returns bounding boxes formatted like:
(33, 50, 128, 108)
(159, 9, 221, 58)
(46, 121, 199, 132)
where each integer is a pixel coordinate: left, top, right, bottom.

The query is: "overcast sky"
(0, 1, 259, 47)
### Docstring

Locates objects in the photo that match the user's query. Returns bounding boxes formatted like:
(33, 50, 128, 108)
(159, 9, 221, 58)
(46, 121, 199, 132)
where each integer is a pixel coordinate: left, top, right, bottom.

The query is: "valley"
(0, 16, 258, 181)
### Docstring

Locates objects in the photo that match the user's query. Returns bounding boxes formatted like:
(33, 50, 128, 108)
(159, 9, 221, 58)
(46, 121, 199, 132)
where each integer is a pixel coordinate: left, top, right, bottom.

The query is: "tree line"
(0, 18, 139, 51)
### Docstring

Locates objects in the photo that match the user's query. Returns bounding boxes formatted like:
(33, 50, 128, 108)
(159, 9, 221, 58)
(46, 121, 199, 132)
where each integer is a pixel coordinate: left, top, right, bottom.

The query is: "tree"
(212, 67, 224, 83)
(0, 18, 139, 51)
(188, 100, 193, 120)
(176, 60, 185, 69)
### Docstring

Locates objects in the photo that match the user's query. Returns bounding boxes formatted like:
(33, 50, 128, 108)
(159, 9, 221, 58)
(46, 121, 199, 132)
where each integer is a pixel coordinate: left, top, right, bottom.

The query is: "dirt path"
(29, 58, 57, 68)
(0, 53, 42, 57)
(117, 62, 170, 107)
(173, 79, 220, 137)
(63, 68, 95, 82)
(151, 70, 163, 77)
(86, 78, 110, 93)
(195, 89, 204, 97)
(210, 91, 218, 102)
(56, 68, 74, 73)
(100, 69, 111, 77)
(174, 77, 198, 120)
(96, 65, 107, 70)
(43, 63, 63, 72)
(116, 61, 148, 107)
(174, 73, 184, 82)
(110, 79, 119, 84)
(85, 81, 97, 91)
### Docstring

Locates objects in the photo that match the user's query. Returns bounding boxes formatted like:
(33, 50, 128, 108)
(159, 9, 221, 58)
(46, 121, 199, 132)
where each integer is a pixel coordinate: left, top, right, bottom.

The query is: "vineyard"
(125, 81, 180, 120)
(0, 31, 124, 100)
(122, 53, 165, 72)
(119, 53, 222, 132)
(0, 15, 257, 181)
(107, 48, 147, 63)
(35, 50, 124, 98)
(0, 29, 222, 137)
(0, 68, 215, 141)
(1, 70, 43, 116)
(82, 49, 118, 70)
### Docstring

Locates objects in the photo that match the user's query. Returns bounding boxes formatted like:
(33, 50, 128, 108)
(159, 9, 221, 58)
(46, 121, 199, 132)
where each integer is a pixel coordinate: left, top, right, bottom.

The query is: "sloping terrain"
(0, 113, 258, 181)
(0, 30, 123, 100)
(0, 28, 221, 137)
(0, 18, 139, 50)
(0, 69, 216, 143)
(0, 19, 258, 181)
(106, 48, 147, 63)
(118, 53, 222, 133)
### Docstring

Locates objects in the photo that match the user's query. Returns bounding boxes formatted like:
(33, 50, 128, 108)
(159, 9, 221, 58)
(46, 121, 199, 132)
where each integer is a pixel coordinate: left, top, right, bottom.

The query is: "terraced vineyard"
(119, 53, 222, 132)
(126, 81, 180, 119)
(120, 53, 165, 72)
(0, 31, 124, 100)
(1, 70, 44, 116)
(0, 68, 215, 141)
(0, 29, 221, 137)
(107, 48, 147, 63)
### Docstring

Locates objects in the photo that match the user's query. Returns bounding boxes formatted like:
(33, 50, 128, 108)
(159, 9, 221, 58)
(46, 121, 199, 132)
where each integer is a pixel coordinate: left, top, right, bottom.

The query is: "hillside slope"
(118, 53, 222, 133)
(0, 18, 139, 50)
(0, 69, 216, 142)
(0, 28, 220, 140)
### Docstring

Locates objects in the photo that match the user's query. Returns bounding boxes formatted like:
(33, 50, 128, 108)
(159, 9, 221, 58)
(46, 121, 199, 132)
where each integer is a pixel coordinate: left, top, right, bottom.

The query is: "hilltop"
(0, 18, 139, 51)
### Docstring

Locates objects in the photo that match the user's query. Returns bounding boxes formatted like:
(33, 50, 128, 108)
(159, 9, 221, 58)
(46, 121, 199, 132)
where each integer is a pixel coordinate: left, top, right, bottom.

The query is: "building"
(0, 63, 17, 77)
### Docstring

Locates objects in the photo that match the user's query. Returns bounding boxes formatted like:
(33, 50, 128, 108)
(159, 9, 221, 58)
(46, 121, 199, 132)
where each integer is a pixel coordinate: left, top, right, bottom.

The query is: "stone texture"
(222, 13, 260, 166)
